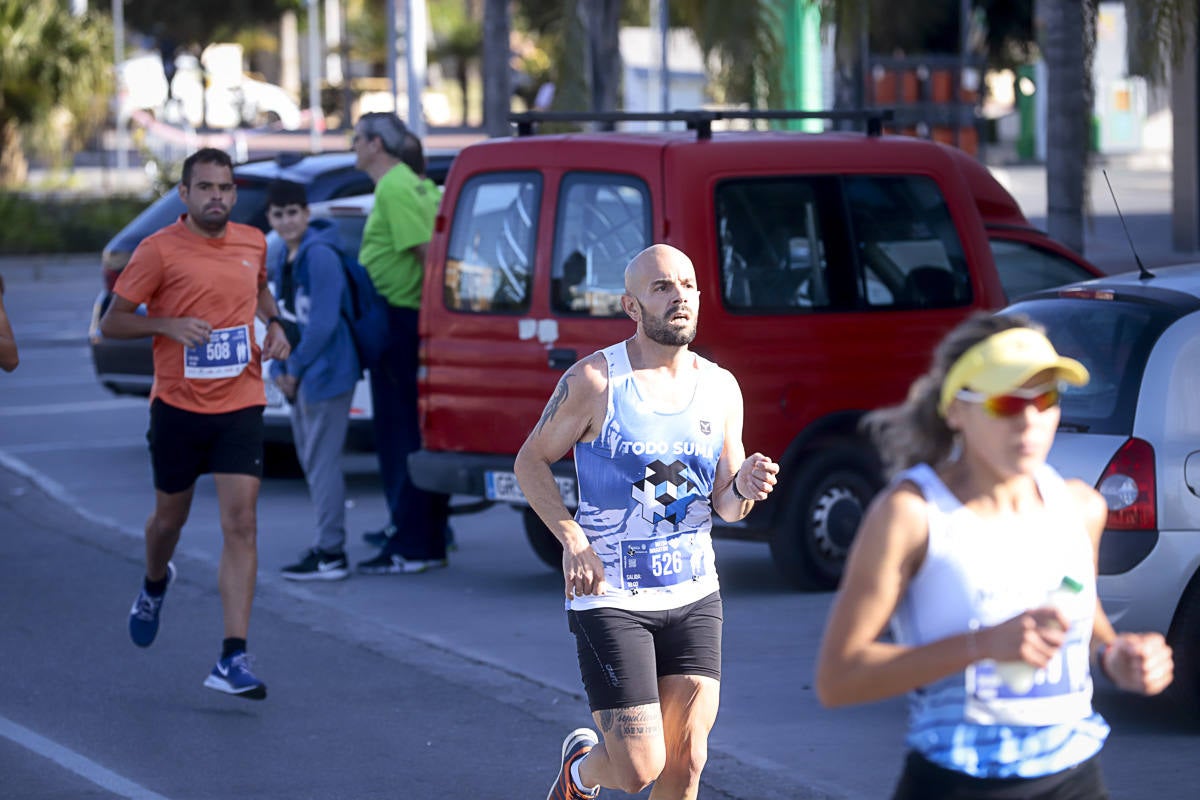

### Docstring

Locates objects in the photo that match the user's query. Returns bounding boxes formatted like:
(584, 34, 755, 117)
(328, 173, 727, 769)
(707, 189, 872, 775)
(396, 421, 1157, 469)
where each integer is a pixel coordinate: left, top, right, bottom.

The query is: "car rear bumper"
(1098, 529, 1200, 635)
(90, 337, 154, 396)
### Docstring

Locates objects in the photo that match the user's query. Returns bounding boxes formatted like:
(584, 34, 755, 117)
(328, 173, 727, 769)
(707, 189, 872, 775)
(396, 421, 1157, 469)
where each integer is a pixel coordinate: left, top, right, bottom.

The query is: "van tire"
(769, 447, 880, 591)
(522, 507, 564, 572)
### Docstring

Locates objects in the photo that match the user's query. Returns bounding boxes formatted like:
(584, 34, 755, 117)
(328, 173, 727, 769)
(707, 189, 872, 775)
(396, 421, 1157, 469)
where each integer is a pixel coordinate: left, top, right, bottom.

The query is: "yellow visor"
(939, 327, 1089, 416)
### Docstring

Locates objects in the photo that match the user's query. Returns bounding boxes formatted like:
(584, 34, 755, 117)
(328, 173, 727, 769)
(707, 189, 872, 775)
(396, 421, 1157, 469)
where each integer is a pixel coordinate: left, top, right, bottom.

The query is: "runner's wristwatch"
(267, 315, 286, 330)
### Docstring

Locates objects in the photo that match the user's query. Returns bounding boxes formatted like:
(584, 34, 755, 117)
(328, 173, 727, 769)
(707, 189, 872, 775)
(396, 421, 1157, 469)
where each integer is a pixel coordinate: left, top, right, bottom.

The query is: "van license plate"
(485, 471, 577, 508)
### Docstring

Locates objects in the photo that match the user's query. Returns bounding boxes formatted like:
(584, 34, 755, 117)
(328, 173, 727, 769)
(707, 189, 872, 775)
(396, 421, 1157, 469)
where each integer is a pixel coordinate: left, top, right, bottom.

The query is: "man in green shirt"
(351, 111, 449, 574)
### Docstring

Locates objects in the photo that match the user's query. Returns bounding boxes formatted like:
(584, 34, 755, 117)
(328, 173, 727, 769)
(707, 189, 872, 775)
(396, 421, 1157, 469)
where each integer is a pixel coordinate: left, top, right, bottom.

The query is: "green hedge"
(0, 193, 152, 255)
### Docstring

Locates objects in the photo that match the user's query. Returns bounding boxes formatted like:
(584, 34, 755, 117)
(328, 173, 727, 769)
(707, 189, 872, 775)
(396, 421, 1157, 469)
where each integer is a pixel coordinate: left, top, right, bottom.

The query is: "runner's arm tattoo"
(534, 369, 575, 434)
(598, 706, 662, 740)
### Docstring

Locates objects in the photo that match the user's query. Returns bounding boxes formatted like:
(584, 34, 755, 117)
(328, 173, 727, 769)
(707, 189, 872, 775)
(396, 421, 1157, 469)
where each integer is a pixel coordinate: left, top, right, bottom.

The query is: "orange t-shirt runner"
(113, 216, 269, 414)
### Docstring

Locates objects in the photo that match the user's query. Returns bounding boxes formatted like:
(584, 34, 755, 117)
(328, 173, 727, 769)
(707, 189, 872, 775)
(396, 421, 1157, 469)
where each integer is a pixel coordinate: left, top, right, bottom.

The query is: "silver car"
(1005, 263, 1200, 714)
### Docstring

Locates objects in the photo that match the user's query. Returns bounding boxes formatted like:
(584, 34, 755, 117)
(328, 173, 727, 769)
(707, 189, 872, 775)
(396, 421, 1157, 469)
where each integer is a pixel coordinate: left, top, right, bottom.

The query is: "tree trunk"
(458, 61, 470, 125)
(0, 121, 28, 189)
(586, 0, 622, 119)
(550, 0, 590, 122)
(482, 0, 511, 137)
(1037, 0, 1089, 253)
(830, 0, 869, 130)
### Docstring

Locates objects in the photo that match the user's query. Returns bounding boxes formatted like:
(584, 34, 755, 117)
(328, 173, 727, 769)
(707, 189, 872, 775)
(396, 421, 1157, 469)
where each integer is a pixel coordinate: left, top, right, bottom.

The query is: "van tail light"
(1096, 437, 1156, 530)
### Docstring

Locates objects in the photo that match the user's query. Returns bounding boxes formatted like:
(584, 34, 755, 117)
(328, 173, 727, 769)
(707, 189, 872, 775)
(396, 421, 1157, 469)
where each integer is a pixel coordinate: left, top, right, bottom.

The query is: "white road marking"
(2, 438, 141, 454)
(0, 399, 145, 417)
(0, 714, 172, 800)
(0, 374, 104, 389)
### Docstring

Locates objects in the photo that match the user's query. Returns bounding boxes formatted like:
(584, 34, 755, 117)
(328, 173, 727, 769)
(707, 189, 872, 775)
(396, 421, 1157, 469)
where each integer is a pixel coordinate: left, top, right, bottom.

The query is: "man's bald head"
(621, 244, 700, 347)
(624, 244, 696, 296)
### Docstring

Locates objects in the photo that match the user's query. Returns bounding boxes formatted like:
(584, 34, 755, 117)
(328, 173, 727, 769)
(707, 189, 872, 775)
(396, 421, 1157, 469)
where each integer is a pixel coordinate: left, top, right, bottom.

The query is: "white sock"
(570, 755, 598, 795)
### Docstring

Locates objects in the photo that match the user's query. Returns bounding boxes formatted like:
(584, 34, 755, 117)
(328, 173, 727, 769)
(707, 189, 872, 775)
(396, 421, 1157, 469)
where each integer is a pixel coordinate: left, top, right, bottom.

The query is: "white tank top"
(569, 342, 723, 612)
(891, 463, 1103, 757)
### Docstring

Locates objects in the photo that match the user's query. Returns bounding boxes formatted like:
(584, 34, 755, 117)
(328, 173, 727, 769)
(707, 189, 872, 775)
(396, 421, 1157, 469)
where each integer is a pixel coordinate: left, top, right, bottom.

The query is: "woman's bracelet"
(1095, 641, 1115, 682)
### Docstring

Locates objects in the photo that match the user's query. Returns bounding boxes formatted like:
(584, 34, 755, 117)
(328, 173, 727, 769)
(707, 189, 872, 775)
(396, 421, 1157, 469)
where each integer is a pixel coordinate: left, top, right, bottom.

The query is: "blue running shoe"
(203, 652, 267, 700)
(128, 562, 176, 648)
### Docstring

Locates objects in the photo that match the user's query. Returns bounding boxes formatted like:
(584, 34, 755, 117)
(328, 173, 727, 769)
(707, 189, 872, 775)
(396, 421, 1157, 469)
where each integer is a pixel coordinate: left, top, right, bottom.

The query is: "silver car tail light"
(1097, 437, 1156, 530)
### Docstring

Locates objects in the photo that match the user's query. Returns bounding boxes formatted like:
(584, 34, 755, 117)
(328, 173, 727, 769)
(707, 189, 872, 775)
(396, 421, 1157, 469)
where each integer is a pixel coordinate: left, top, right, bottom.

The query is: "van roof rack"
(508, 108, 894, 140)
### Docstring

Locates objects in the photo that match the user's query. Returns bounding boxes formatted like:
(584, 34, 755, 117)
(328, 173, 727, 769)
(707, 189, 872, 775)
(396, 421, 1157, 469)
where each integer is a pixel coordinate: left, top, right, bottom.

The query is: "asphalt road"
(0, 254, 1197, 799)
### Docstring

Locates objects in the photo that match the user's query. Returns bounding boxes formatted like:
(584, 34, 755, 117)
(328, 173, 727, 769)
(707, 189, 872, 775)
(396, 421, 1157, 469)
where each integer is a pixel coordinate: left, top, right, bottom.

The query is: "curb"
(0, 253, 97, 283)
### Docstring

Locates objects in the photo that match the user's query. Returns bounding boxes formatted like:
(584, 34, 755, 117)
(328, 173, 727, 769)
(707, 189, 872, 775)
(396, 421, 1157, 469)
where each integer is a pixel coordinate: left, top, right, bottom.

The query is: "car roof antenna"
(1103, 168, 1154, 280)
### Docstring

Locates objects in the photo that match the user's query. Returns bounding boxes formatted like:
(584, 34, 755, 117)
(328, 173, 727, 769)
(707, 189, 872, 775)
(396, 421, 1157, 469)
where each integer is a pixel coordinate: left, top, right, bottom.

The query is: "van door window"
(715, 179, 834, 311)
(551, 173, 651, 316)
(844, 175, 971, 309)
(445, 172, 541, 313)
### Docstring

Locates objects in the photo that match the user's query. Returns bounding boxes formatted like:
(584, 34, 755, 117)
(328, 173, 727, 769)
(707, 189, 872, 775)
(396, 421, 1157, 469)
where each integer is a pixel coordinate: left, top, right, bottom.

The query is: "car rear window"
(1004, 297, 1176, 434)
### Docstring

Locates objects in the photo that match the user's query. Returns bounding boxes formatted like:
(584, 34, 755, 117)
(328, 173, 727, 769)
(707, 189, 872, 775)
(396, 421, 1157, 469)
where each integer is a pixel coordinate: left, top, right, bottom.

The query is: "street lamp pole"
(405, 0, 427, 137)
(307, 0, 323, 152)
(112, 0, 128, 174)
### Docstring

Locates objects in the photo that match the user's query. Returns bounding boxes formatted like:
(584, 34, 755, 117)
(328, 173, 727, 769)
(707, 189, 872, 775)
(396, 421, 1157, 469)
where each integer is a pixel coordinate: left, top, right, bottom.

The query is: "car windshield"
(1004, 297, 1176, 434)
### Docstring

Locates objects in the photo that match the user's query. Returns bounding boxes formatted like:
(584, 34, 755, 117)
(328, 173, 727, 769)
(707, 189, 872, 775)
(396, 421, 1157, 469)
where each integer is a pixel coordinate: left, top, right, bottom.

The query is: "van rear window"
(445, 172, 542, 313)
(551, 173, 651, 317)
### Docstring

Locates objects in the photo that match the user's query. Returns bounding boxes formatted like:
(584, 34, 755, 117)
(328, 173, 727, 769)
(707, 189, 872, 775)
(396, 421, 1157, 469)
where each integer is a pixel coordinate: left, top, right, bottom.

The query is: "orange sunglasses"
(955, 383, 1061, 418)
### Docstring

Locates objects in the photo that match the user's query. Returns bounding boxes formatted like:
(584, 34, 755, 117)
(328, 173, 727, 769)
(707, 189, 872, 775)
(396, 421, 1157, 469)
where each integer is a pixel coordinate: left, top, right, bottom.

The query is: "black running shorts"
(147, 399, 265, 494)
(892, 751, 1109, 800)
(568, 591, 722, 712)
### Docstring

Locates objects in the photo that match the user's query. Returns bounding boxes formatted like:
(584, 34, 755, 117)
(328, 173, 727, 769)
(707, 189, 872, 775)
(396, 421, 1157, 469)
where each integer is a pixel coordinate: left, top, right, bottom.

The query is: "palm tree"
(675, 0, 786, 108)
(1037, 0, 1093, 254)
(482, 0, 512, 136)
(0, 0, 111, 187)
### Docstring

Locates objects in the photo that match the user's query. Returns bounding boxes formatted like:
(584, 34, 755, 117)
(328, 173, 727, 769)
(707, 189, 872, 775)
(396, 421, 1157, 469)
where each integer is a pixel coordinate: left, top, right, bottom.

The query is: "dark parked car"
(87, 149, 454, 396)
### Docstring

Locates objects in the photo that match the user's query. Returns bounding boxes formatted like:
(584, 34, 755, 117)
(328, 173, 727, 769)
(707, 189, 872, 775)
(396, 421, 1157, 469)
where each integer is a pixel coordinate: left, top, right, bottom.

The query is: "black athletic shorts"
(892, 751, 1109, 800)
(147, 399, 264, 494)
(568, 590, 722, 712)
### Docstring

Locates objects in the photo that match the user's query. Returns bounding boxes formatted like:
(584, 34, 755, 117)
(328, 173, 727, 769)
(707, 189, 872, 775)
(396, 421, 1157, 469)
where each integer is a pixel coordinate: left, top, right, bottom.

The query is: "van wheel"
(769, 447, 881, 591)
(522, 507, 564, 572)
(1166, 575, 1200, 717)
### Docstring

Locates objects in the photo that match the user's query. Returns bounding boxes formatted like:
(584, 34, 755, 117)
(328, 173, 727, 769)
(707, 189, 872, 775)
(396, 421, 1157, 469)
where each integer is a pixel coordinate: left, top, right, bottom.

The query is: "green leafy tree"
(0, 0, 112, 187)
(675, 0, 785, 108)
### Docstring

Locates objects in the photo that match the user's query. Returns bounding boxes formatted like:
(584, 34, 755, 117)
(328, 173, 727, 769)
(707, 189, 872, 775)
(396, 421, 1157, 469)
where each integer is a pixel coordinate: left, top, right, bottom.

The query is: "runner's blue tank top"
(570, 341, 723, 612)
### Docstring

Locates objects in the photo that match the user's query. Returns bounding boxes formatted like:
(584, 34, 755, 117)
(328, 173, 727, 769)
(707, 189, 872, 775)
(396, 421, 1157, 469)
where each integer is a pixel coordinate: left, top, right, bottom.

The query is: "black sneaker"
(362, 523, 396, 548)
(281, 548, 350, 581)
(356, 552, 447, 575)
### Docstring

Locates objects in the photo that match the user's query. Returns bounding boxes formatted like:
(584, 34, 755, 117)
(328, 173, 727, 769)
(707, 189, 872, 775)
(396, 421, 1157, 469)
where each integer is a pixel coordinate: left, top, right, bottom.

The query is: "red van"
(410, 110, 1101, 589)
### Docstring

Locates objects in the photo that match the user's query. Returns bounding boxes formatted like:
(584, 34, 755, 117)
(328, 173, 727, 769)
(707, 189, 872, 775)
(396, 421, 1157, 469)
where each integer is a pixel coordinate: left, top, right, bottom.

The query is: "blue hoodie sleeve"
(286, 241, 346, 381)
(266, 248, 288, 381)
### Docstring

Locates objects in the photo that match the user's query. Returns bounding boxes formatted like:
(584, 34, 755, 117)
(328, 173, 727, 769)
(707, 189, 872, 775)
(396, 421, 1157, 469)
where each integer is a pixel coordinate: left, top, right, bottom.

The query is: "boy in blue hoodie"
(266, 180, 361, 580)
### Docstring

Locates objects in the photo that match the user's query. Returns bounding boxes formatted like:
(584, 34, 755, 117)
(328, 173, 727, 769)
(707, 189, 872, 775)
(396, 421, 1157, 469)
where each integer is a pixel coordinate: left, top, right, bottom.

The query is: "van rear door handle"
(547, 348, 577, 371)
